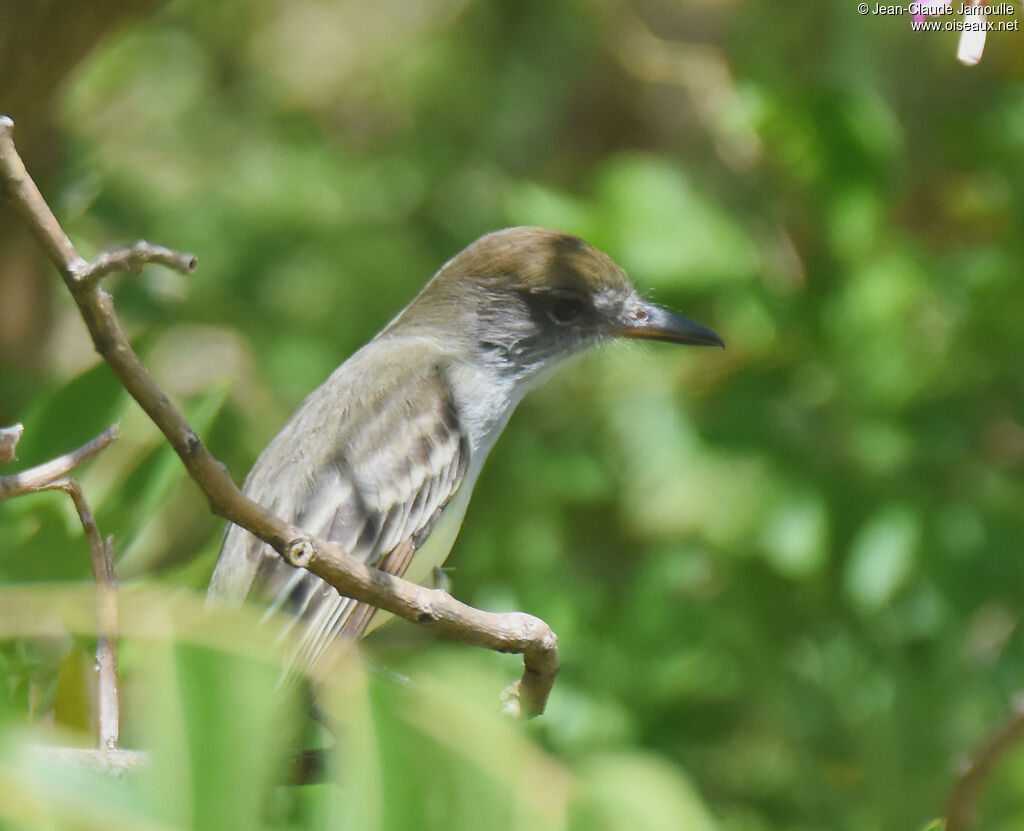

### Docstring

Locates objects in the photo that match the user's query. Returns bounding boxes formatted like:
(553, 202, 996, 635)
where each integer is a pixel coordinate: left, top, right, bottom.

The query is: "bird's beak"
(610, 301, 724, 348)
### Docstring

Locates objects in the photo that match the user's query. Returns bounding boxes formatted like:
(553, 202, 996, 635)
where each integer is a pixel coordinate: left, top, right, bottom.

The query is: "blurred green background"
(2, 0, 1024, 829)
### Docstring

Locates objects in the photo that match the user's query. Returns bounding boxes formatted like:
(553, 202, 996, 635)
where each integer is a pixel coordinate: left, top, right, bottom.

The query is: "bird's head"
(392, 227, 723, 378)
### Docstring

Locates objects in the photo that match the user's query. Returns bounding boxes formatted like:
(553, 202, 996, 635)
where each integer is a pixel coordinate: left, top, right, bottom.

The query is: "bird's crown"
(429, 226, 632, 298)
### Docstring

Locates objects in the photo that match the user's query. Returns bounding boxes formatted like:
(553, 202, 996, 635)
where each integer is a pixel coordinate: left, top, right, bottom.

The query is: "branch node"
(185, 430, 203, 456)
(284, 537, 316, 569)
(69, 257, 92, 284)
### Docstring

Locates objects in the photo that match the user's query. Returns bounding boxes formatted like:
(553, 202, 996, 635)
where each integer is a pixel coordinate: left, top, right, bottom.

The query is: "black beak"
(611, 301, 724, 348)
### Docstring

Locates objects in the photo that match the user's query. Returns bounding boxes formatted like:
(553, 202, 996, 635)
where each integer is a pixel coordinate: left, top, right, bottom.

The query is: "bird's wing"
(210, 346, 470, 675)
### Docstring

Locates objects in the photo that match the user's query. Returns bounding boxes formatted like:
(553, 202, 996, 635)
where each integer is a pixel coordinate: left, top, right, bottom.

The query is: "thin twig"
(946, 693, 1024, 831)
(0, 116, 88, 277)
(41, 481, 120, 749)
(0, 115, 558, 716)
(0, 422, 123, 748)
(0, 424, 119, 501)
(86, 240, 197, 285)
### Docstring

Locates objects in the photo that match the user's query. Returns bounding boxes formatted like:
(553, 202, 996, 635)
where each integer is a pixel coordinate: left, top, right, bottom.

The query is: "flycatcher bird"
(209, 227, 722, 673)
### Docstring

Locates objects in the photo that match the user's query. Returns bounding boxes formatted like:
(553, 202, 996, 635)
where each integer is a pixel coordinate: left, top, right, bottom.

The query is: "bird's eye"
(549, 296, 583, 324)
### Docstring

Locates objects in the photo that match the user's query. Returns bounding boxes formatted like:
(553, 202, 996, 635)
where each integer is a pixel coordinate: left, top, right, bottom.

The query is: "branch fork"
(0, 424, 121, 749)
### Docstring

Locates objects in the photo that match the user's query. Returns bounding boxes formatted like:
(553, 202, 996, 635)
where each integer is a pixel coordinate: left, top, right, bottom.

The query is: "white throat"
(443, 356, 542, 461)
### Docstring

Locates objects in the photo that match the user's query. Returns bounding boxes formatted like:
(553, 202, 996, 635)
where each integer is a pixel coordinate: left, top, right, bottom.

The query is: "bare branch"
(95, 535, 120, 749)
(0, 115, 558, 715)
(0, 424, 119, 500)
(0, 116, 88, 279)
(946, 693, 1024, 831)
(287, 536, 559, 716)
(86, 240, 197, 285)
(40, 481, 120, 750)
(0, 420, 124, 748)
(0, 423, 24, 465)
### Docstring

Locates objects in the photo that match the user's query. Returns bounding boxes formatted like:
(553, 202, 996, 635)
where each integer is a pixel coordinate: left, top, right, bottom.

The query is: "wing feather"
(209, 342, 470, 676)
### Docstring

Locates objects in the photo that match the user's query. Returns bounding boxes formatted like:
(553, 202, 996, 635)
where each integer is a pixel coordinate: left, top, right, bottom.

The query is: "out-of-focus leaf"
(844, 505, 919, 613)
(571, 751, 717, 831)
(761, 490, 829, 578)
(595, 156, 760, 288)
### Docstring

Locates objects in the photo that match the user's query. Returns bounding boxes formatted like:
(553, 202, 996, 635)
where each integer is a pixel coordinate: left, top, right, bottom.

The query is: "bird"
(209, 226, 722, 675)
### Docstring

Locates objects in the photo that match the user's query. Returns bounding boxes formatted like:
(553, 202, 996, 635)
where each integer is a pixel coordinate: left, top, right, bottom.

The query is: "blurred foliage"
(2, 0, 1024, 829)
